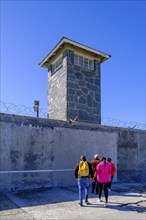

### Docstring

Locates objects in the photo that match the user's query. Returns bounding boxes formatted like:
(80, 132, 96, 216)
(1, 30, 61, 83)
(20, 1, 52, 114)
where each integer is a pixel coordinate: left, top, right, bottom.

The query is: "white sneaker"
(104, 202, 108, 207)
(98, 198, 101, 202)
(108, 189, 111, 191)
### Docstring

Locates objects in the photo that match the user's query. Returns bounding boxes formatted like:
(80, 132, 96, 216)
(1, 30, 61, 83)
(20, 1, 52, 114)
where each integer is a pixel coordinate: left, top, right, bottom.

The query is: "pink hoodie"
(96, 161, 111, 183)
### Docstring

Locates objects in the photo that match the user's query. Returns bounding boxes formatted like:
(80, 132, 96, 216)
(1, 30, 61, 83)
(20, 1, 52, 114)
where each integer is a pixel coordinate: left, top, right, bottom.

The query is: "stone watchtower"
(40, 37, 110, 124)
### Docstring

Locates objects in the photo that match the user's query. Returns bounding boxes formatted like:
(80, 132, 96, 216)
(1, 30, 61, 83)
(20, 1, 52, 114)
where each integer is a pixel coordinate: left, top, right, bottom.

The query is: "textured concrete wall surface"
(117, 130, 146, 182)
(47, 49, 101, 124)
(0, 114, 145, 191)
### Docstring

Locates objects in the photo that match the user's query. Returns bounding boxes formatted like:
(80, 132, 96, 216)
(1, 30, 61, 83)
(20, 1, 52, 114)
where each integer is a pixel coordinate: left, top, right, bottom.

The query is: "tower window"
(52, 56, 63, 73)
(74, 54, 94, 70)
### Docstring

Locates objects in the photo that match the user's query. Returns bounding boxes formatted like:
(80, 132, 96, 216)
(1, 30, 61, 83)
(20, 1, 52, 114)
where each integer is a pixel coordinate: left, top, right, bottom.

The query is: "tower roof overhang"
(39, 37, 111, 68)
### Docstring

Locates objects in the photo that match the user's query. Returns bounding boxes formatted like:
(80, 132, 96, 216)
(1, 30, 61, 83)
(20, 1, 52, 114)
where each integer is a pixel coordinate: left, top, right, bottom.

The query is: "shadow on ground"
(0, 183, 146, 214)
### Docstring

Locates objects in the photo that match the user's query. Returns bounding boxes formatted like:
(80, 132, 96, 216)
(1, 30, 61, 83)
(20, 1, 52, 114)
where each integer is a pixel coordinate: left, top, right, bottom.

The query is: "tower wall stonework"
(48, 56, 67, 120)
(65, 49, 101, 123)
(48, 49, 101, 123)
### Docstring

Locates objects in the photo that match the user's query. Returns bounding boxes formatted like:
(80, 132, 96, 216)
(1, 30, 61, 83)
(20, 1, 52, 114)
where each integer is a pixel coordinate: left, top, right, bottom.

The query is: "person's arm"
(74, 164, 79, 180)
(113, 163, 116, 172)
(88, 162, 93, 178)
(96, 163, 100, 175)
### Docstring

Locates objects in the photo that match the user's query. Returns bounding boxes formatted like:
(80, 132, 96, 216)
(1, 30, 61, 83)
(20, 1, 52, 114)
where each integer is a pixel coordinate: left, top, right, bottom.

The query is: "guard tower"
(40, 37, 110, 124)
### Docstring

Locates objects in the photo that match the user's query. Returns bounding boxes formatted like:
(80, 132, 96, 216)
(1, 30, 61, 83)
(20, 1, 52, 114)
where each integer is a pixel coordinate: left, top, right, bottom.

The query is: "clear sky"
(1, 0, 145, 126)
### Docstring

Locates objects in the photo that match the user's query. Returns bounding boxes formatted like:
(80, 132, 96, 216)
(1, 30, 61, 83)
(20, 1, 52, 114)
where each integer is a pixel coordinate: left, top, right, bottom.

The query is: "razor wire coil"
(0, 101, 145, 130)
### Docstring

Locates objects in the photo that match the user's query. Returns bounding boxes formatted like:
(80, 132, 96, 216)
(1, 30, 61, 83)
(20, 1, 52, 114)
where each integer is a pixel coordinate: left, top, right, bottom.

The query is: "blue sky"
(1, 0, 145, 125)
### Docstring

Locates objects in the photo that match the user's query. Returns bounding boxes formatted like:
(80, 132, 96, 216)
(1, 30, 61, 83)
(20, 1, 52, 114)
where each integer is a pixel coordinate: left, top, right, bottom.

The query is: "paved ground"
(0, 183, 146, 220)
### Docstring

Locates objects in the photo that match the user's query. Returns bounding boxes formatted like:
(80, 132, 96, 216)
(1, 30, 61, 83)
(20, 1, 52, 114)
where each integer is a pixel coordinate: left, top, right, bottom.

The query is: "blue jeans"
(78, 177, 91, 204)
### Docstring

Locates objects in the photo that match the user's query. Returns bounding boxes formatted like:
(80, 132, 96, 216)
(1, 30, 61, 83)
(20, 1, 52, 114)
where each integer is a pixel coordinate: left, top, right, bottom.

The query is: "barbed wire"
(0, 101, 47, 118)
(0, 101, 145, 130)
(101, 117, 145, 130)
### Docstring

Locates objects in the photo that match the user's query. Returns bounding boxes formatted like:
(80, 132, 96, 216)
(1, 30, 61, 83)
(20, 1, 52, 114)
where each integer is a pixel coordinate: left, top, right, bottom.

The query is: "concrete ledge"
(0, 113, 145, 133)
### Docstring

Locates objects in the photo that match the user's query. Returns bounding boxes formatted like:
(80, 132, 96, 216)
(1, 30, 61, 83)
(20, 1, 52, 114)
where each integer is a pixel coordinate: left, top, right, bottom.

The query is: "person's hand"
(90, 178, 94, 182)
(76, 178, 78, 182)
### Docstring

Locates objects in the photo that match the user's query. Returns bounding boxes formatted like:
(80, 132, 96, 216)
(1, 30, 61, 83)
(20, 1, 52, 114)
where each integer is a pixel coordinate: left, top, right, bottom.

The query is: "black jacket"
(74, 161, 93, 178)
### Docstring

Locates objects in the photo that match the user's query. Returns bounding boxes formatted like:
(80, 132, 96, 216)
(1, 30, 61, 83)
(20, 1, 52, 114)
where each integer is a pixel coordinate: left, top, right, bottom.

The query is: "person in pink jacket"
(96, 157, 111, 207)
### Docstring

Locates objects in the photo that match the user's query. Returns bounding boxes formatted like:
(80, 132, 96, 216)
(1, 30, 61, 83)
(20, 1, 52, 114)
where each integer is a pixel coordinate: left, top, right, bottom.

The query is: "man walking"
(75, 155, 93, 206)
(90, 154, 100, 194)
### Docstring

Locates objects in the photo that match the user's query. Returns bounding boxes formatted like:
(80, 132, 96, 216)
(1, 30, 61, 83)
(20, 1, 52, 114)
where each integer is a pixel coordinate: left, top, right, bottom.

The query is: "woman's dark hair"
(101, 157, 106, 161)
(101, 157, 106, 168)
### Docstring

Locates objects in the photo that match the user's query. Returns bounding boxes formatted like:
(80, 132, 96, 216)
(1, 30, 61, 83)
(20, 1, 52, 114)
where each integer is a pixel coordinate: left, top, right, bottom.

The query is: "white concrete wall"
(0, 114, 145, 191)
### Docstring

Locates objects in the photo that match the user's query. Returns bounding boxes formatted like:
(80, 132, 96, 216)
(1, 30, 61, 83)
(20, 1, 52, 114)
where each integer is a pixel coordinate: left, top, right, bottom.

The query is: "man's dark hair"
(80, 155, 86, 161)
